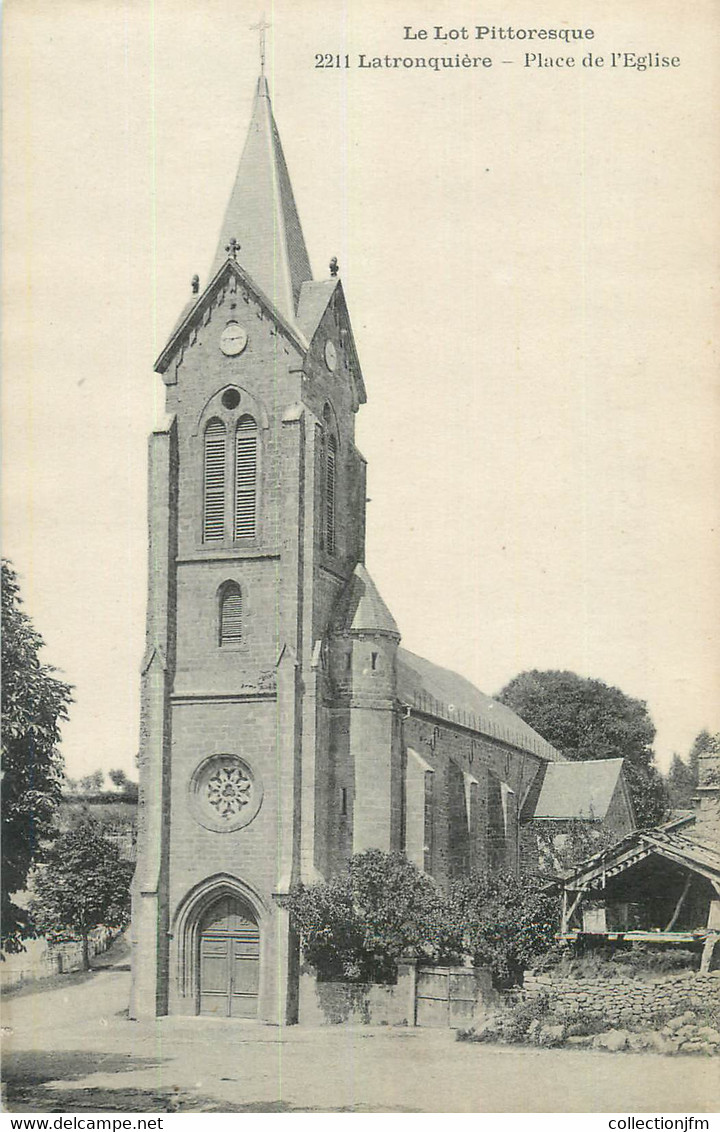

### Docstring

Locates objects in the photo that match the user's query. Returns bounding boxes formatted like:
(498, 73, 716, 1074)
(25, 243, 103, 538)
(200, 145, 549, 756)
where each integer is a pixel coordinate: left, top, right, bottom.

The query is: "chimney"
(699, 752, 720, 790)
(694, 753, 720, 850)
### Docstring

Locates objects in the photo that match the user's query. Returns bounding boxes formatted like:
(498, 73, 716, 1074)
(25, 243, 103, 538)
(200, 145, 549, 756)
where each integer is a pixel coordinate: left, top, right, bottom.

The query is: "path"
(2, 948, 717, 1112)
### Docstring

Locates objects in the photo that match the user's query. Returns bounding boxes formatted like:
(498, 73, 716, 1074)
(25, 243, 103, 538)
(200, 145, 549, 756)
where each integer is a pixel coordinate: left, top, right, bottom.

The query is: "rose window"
(189, 754, 262, 832)
(206, 764, 251, 819)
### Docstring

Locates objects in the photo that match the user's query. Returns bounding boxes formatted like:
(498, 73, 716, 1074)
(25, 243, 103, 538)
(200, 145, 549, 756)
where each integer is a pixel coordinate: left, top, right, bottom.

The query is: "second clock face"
(324, 339, 337, 372)
(220, 322, 248, 356)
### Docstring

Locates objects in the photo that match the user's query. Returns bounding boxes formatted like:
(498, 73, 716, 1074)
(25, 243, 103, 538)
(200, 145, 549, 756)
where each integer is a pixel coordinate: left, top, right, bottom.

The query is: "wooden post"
(700, 932, 719, 975)
(664, 874, 692, 932)
(563, 890, 584, 933)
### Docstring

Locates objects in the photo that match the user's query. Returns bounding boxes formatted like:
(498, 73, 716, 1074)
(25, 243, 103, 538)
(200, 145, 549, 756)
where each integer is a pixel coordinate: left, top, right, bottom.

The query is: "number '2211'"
(315, 54, 351, 68)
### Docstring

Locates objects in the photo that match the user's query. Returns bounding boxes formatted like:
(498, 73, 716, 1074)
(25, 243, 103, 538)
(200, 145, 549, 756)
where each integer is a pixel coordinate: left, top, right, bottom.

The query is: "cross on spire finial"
(250, 15, 271, 75)
(225, 237, 240, 260)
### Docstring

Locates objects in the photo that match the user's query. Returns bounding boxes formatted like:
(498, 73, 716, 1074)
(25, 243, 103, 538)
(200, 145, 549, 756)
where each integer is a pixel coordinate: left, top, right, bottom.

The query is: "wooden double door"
(199, 896, 260, 1018)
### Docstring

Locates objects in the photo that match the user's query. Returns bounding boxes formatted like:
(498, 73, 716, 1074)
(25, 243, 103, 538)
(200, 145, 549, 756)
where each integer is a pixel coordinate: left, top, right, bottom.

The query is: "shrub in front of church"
(283, 850, 463, 983)
(448, 872, 561, 988)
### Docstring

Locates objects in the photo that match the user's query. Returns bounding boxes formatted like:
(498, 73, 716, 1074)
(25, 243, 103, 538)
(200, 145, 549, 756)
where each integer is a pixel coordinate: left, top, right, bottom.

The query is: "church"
(130, 69, 635, 1024)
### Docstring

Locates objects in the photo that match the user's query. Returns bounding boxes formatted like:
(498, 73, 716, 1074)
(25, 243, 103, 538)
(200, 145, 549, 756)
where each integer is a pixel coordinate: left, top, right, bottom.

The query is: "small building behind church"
(130, 70, 635, 1025)
(520, 758, 635, 875)
(558, 750, 720, 972)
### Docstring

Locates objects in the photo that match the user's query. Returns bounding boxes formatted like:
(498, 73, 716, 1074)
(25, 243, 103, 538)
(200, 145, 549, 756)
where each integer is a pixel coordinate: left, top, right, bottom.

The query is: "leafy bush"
(457, 996, 561, 1046)
(285, 853, 561, 987)
(283, 850, 462, 983)
(449, 872, 561, 987)
(500, 992, 553, 1039)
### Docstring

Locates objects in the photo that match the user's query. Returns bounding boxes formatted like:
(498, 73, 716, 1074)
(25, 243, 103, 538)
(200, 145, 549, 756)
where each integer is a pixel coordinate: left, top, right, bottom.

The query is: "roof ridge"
(396, 647, 561, 761)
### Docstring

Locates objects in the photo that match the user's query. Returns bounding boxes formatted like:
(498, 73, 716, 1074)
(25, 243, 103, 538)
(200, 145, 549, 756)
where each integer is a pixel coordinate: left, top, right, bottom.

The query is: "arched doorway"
(198, 895, 260, 1018)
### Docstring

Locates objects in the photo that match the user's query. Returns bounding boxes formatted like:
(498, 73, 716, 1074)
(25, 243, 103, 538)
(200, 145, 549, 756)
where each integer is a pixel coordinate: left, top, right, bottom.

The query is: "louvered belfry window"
(326, 435, 337, 555)
(234, 415, 257, 540)
(203, 419, 226, 542)
(220, 583, 243, 645)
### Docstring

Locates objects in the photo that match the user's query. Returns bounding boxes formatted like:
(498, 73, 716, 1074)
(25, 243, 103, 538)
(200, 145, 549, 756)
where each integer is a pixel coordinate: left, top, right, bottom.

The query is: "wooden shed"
(560, 829, 720, 972)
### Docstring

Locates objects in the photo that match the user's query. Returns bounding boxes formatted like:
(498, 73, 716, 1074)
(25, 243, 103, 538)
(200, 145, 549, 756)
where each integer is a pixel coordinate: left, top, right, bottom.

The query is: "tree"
(497, 669, 668, 826)
(666, 752, 697, 808)
(533, 819, 617, 877)
(2, 560, 73, 952)
(79, 770, 105, 793)
(107, 768, 138, 799)
(284, 851, 462, 983)
(449, 872, 561, 987)
(29, 820, 133, 970)
(108, 768, 128, 791)
(688, 729, 720, 785)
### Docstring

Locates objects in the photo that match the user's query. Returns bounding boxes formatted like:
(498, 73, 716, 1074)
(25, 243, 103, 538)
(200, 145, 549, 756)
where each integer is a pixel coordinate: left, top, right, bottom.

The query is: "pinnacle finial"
(329, 257, 339, 277)
(250, 15, 271, 76)
(191, 274, 200, 294)
(225, 237, 240, 261)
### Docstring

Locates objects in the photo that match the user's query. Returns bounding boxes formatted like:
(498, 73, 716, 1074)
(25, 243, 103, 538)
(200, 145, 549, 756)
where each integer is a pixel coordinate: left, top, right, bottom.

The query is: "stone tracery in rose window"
(190, 754, 263, 832)
(205, 763, 252, 820)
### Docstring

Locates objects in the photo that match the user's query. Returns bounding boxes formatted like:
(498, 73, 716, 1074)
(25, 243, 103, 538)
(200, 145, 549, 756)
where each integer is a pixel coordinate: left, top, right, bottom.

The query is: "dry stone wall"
(524, 969, 720, 1028)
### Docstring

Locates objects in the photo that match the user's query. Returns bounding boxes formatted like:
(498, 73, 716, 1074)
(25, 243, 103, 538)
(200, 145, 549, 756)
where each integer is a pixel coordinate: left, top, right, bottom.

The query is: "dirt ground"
(1, 940, 718, 1113)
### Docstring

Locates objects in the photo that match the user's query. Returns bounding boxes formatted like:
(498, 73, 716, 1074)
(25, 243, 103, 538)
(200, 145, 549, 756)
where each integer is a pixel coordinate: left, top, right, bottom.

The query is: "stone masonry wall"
(401, 713, 546, 883)
(524, 969, 720, 1028)
(298, 963, 499, 1027)
(299, 970, 413, 1027)
(0, 929, 116, 992)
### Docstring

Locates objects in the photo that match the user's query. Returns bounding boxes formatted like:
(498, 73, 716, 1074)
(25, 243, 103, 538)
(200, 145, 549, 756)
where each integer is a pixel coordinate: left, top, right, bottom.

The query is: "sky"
(2, 0, 719, 780)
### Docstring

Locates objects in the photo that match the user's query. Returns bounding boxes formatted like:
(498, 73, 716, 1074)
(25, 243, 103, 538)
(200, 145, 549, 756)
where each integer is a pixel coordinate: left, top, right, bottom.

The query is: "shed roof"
(564, 828, 720, 890)
(532, 758, 625, 820)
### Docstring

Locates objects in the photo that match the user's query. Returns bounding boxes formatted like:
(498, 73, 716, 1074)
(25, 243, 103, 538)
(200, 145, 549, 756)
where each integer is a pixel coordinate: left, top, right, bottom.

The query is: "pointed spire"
(210, 76, 313, 324)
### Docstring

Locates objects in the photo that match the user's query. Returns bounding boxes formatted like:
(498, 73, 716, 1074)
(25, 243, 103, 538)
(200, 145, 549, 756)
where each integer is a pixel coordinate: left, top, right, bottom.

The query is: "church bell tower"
(130, 70, 369, 1023)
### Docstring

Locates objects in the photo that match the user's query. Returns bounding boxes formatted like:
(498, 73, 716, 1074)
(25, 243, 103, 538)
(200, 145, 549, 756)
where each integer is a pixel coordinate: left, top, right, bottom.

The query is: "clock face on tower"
(220, 322, 248, 356)
(324, 339, 337, 372)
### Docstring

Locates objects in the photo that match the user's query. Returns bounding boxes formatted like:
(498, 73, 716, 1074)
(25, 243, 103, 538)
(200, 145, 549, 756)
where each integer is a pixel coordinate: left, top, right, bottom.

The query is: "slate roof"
(328, 569, 558, 760)
(332, 564, 399, 635)
(296, 280, 339, 342)
(209, 75, 312, 324)
(531, 758, 625, 820)
(396, 648, 561, 761)
(158, 82, 369, 397)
